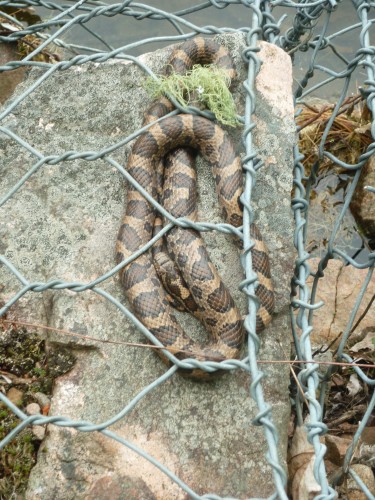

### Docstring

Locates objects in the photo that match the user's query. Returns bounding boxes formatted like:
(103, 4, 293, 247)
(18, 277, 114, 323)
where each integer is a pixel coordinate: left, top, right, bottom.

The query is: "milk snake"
(116, 37, 274, 379)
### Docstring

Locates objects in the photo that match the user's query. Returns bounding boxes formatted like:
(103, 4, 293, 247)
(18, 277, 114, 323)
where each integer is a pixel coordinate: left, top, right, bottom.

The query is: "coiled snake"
(116, 38, 274, 379)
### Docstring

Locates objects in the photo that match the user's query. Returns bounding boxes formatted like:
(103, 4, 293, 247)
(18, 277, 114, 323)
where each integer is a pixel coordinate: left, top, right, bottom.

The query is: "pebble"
(345, 464, 375, 500)
(5, 387, 24, 406)
(32, 425, 46, 441)
(33, 391, 51, 408)
(25, 402, 41, 416)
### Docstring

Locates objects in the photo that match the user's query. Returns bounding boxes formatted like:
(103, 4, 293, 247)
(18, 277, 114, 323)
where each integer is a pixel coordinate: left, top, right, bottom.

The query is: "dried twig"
(327, 404, 367, 428)
(1, 319, 374, 369)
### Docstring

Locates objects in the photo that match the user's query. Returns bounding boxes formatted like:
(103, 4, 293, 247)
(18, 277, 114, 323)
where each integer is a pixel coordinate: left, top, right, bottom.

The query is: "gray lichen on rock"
(0, 33, 296, 499)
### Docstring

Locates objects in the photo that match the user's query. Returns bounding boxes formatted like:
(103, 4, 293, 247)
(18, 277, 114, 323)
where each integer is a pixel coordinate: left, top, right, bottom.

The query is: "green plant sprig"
(145, 64, 239, 127)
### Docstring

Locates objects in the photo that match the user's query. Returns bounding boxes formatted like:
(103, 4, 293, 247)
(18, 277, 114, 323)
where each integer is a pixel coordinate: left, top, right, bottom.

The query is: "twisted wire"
(1, 1, 374, 498)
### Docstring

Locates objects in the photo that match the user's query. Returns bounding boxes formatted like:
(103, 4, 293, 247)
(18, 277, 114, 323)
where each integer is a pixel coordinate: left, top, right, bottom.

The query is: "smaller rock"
(350, 155, 375, 244)
(307, 258, 375, 347)
(25, 402, 41, 416)
(345, 464, 375, 500)
(32, 425, 46, 441)
(359, 441, 375, 469)
(33, 392, 51, 408)
(314, 349, 333, 378)
(5, 387, 23, 406)
(358, 427, 375, 468)
(325, 434, 354, 466)
(0, 42, 27, 105)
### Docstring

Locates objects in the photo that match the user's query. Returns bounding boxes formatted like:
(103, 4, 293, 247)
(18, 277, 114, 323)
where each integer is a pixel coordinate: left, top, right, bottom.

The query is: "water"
(34, 2, 357, 53)
(34, 1, 368, 99)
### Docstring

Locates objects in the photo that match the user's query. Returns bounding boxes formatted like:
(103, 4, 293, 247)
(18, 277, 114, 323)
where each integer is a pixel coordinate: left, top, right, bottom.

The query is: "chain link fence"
(0, 0, 374, 498)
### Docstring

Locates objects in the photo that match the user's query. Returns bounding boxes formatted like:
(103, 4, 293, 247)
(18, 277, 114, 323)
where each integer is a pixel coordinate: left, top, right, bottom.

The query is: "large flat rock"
(0, 33, 295, 498)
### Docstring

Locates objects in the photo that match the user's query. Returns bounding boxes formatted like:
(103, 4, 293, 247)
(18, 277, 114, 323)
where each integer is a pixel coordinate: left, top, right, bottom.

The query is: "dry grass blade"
(297, 94, 372, 174)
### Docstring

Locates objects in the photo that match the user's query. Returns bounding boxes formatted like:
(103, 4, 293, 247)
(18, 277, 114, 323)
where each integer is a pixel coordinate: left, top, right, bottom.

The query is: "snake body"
(116, 38, 274, 379)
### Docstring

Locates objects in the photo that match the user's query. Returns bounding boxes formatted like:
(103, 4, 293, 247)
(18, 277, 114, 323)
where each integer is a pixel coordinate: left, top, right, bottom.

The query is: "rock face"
(0, 34, 295, 498)
(350, 155, 375, 245)
(307, 258, 375, 348)
(0, 42, 27, 105)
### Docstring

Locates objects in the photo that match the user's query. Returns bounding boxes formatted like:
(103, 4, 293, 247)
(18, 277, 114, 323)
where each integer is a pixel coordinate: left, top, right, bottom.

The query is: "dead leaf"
(288, 424, 321, 498)
(350, 331, 375, 353)
(347, 374, 362, 397)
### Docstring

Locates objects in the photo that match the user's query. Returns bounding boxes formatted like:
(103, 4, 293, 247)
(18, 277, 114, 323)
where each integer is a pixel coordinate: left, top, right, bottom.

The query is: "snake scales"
(116, 37, 274, 379)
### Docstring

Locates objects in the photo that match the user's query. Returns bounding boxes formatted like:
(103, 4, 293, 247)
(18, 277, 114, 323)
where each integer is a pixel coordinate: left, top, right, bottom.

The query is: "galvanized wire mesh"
(0, 0, 374, 499)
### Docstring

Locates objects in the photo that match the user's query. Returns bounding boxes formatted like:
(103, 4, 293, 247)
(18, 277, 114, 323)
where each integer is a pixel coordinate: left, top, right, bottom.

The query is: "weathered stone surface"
(344, 464, 375, 500)
(307, 258, 375, 347)
(325, 434, 355, 466)
(350, 155, 375, 243)
(0, 34, 295, 498)
(0, 42, 27, 105)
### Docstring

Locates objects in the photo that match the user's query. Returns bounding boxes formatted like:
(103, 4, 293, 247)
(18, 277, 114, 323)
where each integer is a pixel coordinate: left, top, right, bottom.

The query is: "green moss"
(0, 327, 45, 377)
(0, 325, 76, 497)
(0, 409, 37, 498)
(146, 64, 239, 127)
(31, 367, 47, 378)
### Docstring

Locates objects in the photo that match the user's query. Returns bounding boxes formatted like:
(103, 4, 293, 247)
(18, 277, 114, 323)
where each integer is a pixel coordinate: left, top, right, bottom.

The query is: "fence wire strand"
(0, 0, 374, 499)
